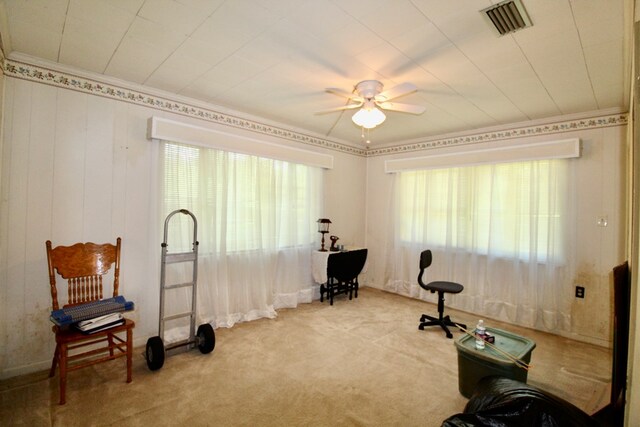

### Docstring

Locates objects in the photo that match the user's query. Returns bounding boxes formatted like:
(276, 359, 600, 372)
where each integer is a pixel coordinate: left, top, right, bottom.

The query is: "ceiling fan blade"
(377, 101, 426, 114)
(375, 82, 417, 102)
(315, 103, 362, 114)
(325, 87, 364, 102)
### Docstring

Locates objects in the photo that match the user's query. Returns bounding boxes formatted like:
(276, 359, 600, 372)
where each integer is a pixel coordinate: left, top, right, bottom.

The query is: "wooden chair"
(46, 238, 134, 405)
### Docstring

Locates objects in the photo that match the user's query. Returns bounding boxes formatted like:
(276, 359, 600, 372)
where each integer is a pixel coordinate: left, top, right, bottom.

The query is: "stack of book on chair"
(50, 295, 134, 334)
(75, 312, 125, 334)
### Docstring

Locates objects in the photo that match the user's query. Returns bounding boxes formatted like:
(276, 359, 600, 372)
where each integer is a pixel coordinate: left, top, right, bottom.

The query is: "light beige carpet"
(0, 287, 611, 426)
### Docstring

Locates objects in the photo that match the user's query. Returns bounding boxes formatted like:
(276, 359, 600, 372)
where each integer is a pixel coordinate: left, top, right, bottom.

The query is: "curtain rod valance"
(385, 138, 580, 173)
(148, 116, 334, 169)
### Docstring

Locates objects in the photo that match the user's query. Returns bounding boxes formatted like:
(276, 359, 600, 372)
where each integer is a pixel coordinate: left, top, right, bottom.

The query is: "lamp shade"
(352, 107, 386, 129)
(317, 218, 331, 233)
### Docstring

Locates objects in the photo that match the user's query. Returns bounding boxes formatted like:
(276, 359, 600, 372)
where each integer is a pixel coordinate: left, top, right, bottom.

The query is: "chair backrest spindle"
(67, 275, 105, 305)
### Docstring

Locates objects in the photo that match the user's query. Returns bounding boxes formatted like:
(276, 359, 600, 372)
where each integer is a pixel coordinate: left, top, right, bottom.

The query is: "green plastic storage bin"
(455, 327, 536, 398)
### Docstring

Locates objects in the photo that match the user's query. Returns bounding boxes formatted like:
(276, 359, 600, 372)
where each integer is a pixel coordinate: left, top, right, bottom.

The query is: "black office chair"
(321, 249, 368, 305)
(417, 249, 465, 338)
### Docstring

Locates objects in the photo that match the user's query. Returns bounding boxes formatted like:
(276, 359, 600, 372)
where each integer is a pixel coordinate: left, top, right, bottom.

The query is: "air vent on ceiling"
(481, 0, 532, 36)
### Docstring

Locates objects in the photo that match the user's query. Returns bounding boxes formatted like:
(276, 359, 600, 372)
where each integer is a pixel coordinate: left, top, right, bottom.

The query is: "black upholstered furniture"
(441, 376, 600, 427)
(418, 249, 465, 338)
(320, 249, 368, 305)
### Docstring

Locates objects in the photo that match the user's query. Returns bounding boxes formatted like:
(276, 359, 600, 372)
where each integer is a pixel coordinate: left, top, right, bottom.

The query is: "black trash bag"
(441, 376, 600, 427)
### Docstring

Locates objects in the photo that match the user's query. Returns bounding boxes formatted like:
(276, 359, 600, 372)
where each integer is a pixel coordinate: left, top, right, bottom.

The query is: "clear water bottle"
(475, 320, 486, 350)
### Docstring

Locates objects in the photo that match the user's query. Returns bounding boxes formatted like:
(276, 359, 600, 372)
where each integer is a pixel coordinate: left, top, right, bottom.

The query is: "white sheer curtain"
(159, 140, 322, 339)
(385, 159, 576, 332)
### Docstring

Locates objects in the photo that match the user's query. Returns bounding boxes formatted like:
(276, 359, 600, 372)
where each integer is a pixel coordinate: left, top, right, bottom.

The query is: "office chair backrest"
(420, 250, 433, 269)
(418, 249, 433, 288)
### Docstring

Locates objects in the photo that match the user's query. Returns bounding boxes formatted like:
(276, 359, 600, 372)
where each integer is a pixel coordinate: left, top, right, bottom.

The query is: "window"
(161, 141, 321, 253)
(397, 159, 569, 262)
(158, 139, 323, 328)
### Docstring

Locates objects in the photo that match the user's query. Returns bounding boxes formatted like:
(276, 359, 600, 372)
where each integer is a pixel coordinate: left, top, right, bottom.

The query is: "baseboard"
(0, 360, 51, 381)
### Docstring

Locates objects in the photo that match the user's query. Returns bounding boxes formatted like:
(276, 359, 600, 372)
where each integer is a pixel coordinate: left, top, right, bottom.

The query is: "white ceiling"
(0, 0, 631, 146)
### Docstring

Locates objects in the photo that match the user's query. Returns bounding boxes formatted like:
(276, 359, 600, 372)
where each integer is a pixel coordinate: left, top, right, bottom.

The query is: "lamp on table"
(317, 218, 332, 252)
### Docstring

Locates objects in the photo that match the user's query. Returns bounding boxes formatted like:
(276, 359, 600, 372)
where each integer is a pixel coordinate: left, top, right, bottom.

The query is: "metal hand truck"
(145, 209, 215, 371)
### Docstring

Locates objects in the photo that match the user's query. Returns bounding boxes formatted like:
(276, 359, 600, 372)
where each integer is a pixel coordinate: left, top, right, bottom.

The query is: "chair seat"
(426, 280, 464, 294)
(53, 318, 135, 343)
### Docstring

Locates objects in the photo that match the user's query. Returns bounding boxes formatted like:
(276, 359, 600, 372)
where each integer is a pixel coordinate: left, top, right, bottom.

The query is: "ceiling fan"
(318, 80, 426, 129)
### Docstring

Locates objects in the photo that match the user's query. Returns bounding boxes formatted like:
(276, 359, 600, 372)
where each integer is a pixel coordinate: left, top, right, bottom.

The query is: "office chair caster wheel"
(197, 323, 215, 354)
(146, 336, 165, 371)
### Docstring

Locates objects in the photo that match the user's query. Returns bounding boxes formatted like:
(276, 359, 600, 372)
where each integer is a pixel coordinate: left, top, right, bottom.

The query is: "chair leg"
(418, 291, 464, 339)
(420, 313, 438, 323)
(53, 327, 134, 405)
(320, 284, 325, 303)
(126, 327, 133, 383)
(440, 323, 453, 339)
(49, 344, 59, 377)
(59, 343, 67, 405)
(419, 316, 454, 338)
(108, 333, 115, 357)
(443, 316, 465, 331)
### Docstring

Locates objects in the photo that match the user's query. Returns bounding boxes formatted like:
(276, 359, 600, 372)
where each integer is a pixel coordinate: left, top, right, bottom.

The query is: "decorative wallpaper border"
(2, 58, 368, 157)
(2, 58, 628, 159)
(366, 113, 628, 157)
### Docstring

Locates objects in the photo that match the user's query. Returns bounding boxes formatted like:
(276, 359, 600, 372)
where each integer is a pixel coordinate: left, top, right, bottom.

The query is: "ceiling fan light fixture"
(321, 80, 422, 133)
(352, 106, 386, 129)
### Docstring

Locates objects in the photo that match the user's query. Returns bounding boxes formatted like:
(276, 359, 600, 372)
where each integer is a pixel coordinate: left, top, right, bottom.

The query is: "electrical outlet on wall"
(575, 285, 585, 298)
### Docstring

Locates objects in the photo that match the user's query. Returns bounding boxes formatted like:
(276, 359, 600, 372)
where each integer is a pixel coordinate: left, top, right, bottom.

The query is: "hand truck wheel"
(146, 336, 165, 371)
(196, 323, 215, 354)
